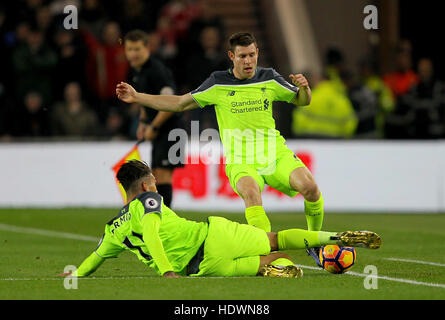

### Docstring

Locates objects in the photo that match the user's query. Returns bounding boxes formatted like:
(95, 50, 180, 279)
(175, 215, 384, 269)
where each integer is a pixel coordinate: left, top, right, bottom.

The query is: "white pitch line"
(1, 223, 444, 289)
(0, 223, 98, 242)
(2, 265, 445, 289)
(346, 270, 445, 289)
(385, 257, 445, 268)
(294, 264, 445, 289)
(0, 276, 152, 281)
(2, 268, 445, 289)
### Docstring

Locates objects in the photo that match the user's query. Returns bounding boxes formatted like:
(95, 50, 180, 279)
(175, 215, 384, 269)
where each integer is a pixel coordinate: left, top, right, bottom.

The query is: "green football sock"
(270, 258, 294, 266)
(277, 229, 337, 250)
(245, 206, 271, 232)
(304, 193, 324, 231)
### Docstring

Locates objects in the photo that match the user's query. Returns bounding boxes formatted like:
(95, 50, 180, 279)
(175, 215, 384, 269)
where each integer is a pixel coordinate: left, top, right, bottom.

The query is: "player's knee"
(239, 187, 261, 204)
(267, 232, 278, 251)
(300, 181, 320, 202)
(290, 167, 320, 201)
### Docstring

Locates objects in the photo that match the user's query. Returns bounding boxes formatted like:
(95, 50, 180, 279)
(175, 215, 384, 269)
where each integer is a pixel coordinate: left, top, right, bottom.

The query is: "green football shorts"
(225, 144, 306, 197)
(191, 216, 271, 277)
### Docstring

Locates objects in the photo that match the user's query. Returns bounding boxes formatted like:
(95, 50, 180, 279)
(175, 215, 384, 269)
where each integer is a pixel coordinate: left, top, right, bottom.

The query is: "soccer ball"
(319, 245, 356, 274)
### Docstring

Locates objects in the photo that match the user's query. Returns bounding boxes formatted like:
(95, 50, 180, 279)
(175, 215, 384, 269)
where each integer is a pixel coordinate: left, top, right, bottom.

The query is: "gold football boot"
(259, 264, 304, 278)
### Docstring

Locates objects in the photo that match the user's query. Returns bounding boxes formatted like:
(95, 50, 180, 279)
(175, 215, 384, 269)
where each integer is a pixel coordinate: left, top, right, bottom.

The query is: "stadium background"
(0, 0, 444, 212)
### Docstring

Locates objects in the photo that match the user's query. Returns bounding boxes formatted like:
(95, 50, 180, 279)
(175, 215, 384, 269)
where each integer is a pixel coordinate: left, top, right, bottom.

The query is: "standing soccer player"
(116, 32, 324, 265)
(123, 30, 184, 207)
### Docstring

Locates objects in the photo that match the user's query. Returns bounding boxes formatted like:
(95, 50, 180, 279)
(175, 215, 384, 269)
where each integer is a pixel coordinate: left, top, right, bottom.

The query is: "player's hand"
(143, 125, 159, 141)
(163, 271, 181, 278)
(116, 82, 137, 103)
(289, 74, 309, 88)
(58, 271, 72, 277)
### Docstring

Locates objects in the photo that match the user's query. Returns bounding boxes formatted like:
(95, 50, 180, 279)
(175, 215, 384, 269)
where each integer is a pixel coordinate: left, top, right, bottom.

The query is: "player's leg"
(191, 216, 271, 277)
(258, 252, 303, 278)
(151, 133, 185, 207)
(289, 167, 324, 231)
(193, 217, 301, 277)
(236, 176, 262, 207)
(209, 252, 303, 277)
(263, 151, 326, 266)
(267, 229, 382, 251)
(152, 167, 173, 207)
(226, 164, 270, 232)
(236, 176, 271, 232)
(263, 148, 324, 232)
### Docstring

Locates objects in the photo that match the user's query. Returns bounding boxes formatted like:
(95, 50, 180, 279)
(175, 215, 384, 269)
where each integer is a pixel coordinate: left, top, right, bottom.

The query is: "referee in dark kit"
(123, 30, 184, 207)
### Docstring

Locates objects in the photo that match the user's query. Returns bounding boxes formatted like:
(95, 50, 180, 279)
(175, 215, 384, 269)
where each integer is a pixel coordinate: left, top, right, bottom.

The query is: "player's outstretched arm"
(59, 233, 124, 278)
(59, 252, 105, 277)
(116, 82, 199, 113)
(289, 74, 312, 106)
(141, 213, 181, 278)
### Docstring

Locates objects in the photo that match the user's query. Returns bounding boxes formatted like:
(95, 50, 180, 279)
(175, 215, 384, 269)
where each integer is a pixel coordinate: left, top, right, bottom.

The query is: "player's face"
(228, 43, 259, 80)
(124, 40, 150, 69)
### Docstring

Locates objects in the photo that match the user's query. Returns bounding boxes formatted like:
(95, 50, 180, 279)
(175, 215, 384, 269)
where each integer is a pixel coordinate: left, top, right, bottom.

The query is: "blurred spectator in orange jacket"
(383, 41, 419, 138)
(383, 41, 419, 98)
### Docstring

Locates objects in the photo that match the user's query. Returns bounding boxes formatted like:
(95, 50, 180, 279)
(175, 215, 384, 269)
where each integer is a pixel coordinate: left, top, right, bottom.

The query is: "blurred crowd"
(0, 0, 444, 141)
(0, 0, 227, 141)
(292, 41, 445, 140)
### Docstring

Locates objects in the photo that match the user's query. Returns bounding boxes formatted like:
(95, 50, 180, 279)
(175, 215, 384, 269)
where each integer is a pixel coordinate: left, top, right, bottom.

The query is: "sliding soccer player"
(117, 32, 327, 264)
(61, 160, 381, 279)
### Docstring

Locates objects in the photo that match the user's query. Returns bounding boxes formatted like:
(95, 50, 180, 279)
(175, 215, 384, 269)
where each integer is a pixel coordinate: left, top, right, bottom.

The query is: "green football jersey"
(95, 192, 208, 275)
(191, 67, 299, 166)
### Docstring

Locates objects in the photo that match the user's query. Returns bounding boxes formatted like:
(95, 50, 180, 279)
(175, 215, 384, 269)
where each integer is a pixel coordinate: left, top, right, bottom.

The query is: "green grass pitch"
(1, 208, 445, 300)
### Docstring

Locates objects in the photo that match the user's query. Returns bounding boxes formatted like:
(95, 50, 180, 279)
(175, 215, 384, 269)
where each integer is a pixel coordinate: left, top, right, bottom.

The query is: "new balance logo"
(263, 99, 270, 110)
(227, 91, 236, 96)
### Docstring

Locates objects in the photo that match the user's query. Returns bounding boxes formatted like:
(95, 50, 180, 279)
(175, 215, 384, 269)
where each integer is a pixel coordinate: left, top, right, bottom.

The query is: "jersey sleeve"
(141, 213, 174, 275)
(73, 233, 124, 277)
(73, 252, 105, 277)
(136, 192, 163, 217)
(95, 232, 125, 259)
(271, 69, 299, 103)
(190, 74, 216, 108)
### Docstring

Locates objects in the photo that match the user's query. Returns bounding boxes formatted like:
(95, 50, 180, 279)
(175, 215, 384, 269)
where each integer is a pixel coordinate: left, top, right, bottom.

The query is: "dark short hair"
(124, 29, 149, 46)
(116, 160, 152, 192)
(228, 32, 257, 52)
